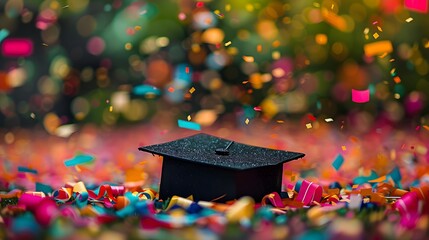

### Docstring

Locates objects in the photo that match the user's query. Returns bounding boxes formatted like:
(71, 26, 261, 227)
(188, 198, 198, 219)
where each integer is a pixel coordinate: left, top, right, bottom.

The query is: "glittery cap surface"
(138, 133, 304, 170)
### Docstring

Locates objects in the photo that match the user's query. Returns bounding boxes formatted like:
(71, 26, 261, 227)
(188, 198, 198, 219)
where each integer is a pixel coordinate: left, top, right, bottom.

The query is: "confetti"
(0, 29, 10, 43)
(245, 118, 250, 125)
(18, 166, 38, 174)
(306, 123, 312, 129)
(242, 56, 254, 62)
(133, 85, 161, 97)
(224, 41, 232, 46)
(331, 154, 344, 171)
(1, 38, 33, 57)
(363, 40, 393, 56)
(352, 89, 370, 103)
(404, 0, 428, 13)
(189, 87, 196, 94)
(177, 119, 201, 131)
(325, 118, 334, 122)
(373, 33, 379, 39)
(64, 154, 95, 167)
(187, 115, 191, 121)
(405, 17, 414, 22)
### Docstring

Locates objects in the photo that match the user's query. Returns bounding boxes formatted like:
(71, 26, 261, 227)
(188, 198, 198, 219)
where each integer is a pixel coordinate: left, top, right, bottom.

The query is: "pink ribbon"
(261, 192, 285, 208)
(295, 180, 322, 206)
(395, 192, 421, 229)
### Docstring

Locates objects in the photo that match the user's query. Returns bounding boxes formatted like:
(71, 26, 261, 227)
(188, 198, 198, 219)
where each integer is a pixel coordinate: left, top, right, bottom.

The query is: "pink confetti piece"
(296, 180, 323, 206)
(1, 38, 33, 57)
(404, 0, 428, 13)
(352, 89, 370, 103)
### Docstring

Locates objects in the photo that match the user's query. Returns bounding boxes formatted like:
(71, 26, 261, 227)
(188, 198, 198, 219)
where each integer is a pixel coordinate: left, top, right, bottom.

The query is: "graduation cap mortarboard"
(139, 133, 304, 202)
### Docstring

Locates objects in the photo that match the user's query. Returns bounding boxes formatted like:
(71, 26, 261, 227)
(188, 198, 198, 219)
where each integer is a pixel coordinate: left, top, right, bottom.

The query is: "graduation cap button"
(215, 141, 234, 155)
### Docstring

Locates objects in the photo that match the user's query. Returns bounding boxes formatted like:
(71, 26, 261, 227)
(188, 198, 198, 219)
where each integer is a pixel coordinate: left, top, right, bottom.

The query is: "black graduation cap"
(138, 133, 304, 202)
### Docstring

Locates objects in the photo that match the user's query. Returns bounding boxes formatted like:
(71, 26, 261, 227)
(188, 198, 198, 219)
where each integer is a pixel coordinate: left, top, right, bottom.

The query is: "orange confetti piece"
(393, 76, 401, 83)
(364, 40, 393, 56)
(257, 44, 262, 52)
(242, 56, 254, 62)
(321, 8, 347, 32)
(368, 175, 387, 183)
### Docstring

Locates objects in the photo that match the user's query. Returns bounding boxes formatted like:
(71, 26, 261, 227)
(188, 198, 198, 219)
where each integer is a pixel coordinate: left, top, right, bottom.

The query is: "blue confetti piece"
(0, 29, 9, 43)
(36, 182, 53, 194)
(133, 84, 161, 96)
(389, 166, 402, 182)
(331, 154, 344, 171)
(18, 166, 38, 174)
(178, 119, 201, 131)
(64, 154, 94, 167)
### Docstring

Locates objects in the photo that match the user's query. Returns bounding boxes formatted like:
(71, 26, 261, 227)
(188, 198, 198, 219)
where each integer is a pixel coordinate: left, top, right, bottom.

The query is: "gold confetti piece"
(390, 58, 396, 62)
(225, 4, 231, 11)
(406, 17, 413, 23)
(390, 68, 396, 75)
(277, 120, 284, 124)
(245, 118, 250, 124)
(30, 113, 36, 119)
(306, 123, 312, 129)
(377, 26, 383, 32)
(325, 118, 334, 122)
(394, 93, 400, 99)
(378, 52, 388, 58)
(341, 146, 347, 151)
(242, 56, 254, 62)
(42, 43, 48, 47)
(373, 33, 379, 39)
(187, 115, 191, 121)
(225, 41, 232, 46)
(189, 87, 196, 94)
(109, 106, 113, 112)
(134, 26, 142, 31)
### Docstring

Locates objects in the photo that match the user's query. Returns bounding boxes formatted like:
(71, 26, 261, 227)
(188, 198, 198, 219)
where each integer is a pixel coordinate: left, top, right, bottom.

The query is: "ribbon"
(261, 192, 285, 208)
(395, 192, 421, 229)
(295, 180, 323, 206)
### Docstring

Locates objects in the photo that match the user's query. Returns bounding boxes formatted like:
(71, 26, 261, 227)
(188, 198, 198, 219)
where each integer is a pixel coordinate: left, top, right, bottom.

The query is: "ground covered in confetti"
(1, 122, 429, 239)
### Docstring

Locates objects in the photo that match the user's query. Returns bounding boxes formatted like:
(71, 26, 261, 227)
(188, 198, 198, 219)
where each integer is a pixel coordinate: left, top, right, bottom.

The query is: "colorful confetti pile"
(1, 0, 429, 239)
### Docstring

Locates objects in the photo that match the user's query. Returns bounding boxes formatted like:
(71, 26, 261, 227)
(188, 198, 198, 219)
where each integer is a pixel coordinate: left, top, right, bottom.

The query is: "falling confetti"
(178, 119, 201, 131)
(352, 89, 370, 103)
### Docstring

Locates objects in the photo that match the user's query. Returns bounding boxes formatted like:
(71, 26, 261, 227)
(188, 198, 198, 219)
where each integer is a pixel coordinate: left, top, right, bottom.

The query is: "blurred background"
(1, 0, 429, 134)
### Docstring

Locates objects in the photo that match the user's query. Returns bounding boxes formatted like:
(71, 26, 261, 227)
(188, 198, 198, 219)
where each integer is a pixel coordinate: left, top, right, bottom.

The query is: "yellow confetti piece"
(187, 115, 191, 121)
(306, 123, 312, 129)
(406, 17, 413, 23)
(225, 41, 232, 46)
(134, 26, 142, 31)
(341, 146, 347, 151)
(364, 40, 393, 56)
(189, 87, 196, 94)
(245, 118, 250, 125)
(225, 4, 231, 11)
(377, 26, 383, 32)
(226, 196, 255, 222)
(109, 106, 113, 112)
(373, 33, 379, 39)
(363, 28, 369, 35)
(242, 56, 254, 62)
(394, 93, 400, 99)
